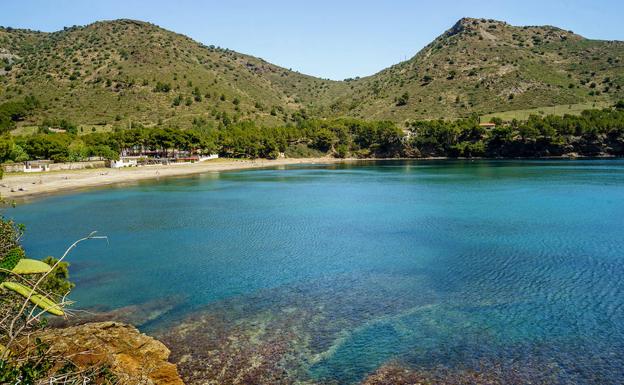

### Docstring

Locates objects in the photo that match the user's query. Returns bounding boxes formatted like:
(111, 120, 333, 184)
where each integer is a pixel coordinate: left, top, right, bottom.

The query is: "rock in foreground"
(35, 321, 184, 385)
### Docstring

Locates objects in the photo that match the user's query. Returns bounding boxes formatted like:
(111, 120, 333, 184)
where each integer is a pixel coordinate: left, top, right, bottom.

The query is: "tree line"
(0, 99, 623, 163)
(0, 118, 406, 163)
(409, 104, 624, 157)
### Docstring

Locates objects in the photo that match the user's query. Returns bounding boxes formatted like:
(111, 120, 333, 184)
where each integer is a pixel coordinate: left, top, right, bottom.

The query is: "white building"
(109, 157, 139, 168)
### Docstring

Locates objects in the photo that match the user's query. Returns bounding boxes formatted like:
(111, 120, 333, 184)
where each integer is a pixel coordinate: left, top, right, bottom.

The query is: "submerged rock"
(31, 321, 184, 385)
(158, 272, 437, 384)
(361, 361, 560, 385)
(50, 295, 185, 329)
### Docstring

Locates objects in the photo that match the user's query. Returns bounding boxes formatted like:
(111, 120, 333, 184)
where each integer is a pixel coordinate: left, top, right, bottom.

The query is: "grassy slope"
(330, 18, 624, 123)
(481, 101, 611, 121)
(0, 20, 347, 129)
(1, 18, 623, 129)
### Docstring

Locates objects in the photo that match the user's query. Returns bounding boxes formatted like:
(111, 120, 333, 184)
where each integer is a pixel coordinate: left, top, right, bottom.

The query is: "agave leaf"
(1, 281, 64, 316)
(11, 259, 52, 275)
(0, 248, 25, 283)
(0, 247, 24, 271)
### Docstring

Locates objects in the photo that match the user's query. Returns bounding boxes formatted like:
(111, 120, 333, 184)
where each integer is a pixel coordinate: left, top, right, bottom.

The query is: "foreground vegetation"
(0, 209, 112, 383)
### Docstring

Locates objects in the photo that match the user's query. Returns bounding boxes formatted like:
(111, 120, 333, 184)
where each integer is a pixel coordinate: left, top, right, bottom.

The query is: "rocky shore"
(32, 322, 185, 385)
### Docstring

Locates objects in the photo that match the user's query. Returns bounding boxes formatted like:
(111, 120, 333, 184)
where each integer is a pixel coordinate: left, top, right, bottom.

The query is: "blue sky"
(2, 1, 622, 80)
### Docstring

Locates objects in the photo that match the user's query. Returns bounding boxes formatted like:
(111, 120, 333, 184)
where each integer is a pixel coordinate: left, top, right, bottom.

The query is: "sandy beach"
(0, 158, 348, 200)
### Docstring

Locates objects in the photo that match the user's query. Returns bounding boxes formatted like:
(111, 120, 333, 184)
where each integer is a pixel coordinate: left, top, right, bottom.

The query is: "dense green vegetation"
(0, 103, 623, 163)
(410, 105, 624, 157)
(0, 96, 39, 133)
(0, 118, 405, 162)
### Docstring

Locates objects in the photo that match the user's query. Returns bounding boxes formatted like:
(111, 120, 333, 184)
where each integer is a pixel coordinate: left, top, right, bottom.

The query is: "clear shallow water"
(9, 160, 624, 384)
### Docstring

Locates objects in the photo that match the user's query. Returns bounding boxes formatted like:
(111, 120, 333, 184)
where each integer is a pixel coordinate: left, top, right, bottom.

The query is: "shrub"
(395, 92, 409, 106)
(335, 144, 349, 158)
(153, 82, 171, 93)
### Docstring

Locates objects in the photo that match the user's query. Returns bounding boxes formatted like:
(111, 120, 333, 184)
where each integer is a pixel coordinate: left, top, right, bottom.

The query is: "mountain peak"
(447, 17, 507, 36)
(445, 17, 582, 42)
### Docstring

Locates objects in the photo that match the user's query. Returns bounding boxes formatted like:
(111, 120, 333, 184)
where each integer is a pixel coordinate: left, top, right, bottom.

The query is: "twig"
(2, 232, 107, 358)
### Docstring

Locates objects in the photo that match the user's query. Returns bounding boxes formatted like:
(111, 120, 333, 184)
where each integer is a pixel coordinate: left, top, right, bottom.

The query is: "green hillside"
(330, 18, 624, 122)
(0, 19, 346, 129)
(1, 17, 623, 129)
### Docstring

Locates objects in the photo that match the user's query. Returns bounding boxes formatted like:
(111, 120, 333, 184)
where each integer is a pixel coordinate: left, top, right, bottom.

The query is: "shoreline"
(1, 155, 620, 201)
(0, 158, 350, 201)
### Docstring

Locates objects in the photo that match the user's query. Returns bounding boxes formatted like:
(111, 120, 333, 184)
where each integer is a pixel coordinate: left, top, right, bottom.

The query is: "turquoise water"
(9, 160, 624, 384)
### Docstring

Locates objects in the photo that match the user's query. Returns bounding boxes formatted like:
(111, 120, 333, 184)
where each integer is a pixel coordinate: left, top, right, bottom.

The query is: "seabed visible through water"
(11, 160, 624, 384)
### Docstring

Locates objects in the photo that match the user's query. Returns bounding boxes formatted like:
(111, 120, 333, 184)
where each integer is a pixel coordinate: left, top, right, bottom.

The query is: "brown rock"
(33, 321, 184, 385)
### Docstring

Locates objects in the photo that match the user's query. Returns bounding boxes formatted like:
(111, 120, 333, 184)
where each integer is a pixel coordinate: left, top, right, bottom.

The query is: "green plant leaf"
(0, 281, 64, 316)
(0, 247, 24, 271)
(11, 259, 52, 275)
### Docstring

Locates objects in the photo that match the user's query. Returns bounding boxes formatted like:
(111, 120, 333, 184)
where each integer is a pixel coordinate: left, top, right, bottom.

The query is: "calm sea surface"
(9, 160, 624, 384)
